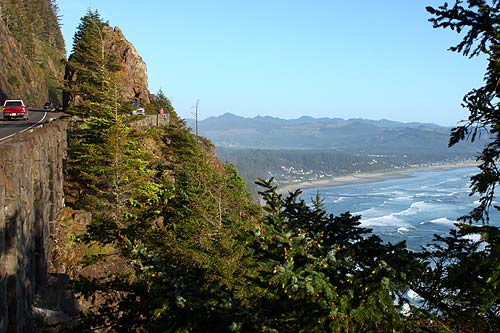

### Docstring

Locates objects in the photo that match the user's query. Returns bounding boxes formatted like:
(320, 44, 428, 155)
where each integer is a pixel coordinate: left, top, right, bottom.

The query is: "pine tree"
(64, 10, 152, 226)
(248, 179, 425, 332)
(411, 3, 500, 331)
(64, 9, 119, 116)
(72, 117, 262, 332)
(416, 225, 500, 331)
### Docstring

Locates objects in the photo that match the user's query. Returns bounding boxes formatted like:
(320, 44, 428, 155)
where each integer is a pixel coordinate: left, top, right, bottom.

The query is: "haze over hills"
(187, 112, 481, 154)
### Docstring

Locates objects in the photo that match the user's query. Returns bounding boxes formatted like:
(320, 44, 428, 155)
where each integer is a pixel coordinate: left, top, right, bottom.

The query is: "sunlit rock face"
(108, 26, 150, 104)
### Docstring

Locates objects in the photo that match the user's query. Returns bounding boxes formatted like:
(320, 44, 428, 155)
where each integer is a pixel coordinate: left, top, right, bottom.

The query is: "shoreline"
(278, 161, 478, 193)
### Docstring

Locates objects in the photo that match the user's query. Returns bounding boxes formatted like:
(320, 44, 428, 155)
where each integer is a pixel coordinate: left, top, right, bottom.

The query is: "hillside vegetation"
(0, 0, 65, 105)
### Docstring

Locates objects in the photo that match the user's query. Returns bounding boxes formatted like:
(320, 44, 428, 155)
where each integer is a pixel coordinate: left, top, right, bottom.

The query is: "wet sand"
(278, 162, 478, 193)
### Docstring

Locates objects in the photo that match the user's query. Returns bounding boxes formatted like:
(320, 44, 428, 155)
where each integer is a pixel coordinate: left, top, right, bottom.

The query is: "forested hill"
(189, 113, 483, 194)
(187, 112, 482, 154)
(0, 0, 65, 105)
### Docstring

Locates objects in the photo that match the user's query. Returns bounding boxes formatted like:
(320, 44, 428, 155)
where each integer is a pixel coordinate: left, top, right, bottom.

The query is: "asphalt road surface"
(0, 108, 63, 143)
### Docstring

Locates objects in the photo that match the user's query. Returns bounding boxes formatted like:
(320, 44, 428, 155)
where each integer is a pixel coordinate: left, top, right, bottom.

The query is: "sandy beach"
(278, 161, 478, 193)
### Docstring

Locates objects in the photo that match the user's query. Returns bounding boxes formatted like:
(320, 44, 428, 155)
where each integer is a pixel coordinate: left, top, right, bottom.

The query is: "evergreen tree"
(64, 9, 119, 116)
(64, 10, 154, 232)
(248, 179, 427, 332)
(152, 89, 175, 115)
(416, 225, 500, 331)
(58, 4, 500, 332)
(0, 0, 65, 104)
(413, 3, 500, 331)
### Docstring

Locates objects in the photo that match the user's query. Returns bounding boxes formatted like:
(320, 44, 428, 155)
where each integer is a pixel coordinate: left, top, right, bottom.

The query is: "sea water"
(301, 167, 500, 252)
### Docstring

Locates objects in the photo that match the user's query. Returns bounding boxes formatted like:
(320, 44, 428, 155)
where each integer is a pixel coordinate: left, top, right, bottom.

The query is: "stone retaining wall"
(0, 119, 67, 332)
(129, 114, 169, 130)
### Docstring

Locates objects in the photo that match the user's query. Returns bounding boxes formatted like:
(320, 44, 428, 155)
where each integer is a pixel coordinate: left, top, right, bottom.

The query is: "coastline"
(278, 161, 478, 193)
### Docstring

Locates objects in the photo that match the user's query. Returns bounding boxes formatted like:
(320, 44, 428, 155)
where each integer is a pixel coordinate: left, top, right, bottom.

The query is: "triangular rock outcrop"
(109, 26, 150, 104)
(64, 24, 150, 108)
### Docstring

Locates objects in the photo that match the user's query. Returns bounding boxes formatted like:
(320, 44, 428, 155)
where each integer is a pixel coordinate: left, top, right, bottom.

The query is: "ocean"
(301, 167, 500, 252)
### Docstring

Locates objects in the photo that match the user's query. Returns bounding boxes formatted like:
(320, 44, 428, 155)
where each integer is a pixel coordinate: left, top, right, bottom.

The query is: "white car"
(131, 108, 145, 115)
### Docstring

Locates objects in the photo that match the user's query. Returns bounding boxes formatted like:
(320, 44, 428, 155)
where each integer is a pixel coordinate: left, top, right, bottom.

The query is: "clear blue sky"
(57, 0, 486, 125)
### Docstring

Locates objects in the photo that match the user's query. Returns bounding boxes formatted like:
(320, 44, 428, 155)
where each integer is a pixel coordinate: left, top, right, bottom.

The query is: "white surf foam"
(394, 201, 435, 216)
(352, 207, 382, 217)
(361, 214, 406, 227)
(398, 227, 411, 234)
(462, 233, 481, 242)
(424, 217, 457, 226)
(333, 196, 346, 203)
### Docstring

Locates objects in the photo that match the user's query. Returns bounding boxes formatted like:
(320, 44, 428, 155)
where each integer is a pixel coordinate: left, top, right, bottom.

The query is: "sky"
(57, 0, 487, 126)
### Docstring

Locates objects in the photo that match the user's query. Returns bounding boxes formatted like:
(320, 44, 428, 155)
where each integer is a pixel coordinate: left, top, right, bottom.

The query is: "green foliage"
(7, 74, 20, 87)
(414, 3, 500, 332)
(249, 178, 425, 332)
(151, 88, 177, 119)
(64, 10, 120, 114)
(71, 117, 261, 332)
(64, 9, 151, 229)
(59, 5, 500, 332)
(69, 110, 155, 227)
(0, 0, 65, 52)
(149, 121, 260, 287)
(0, 0, 65, 104)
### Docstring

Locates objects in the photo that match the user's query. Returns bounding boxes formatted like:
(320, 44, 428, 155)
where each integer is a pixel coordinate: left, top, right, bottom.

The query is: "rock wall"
(130, 114, 169, 131)
(0, 119, 68, 332)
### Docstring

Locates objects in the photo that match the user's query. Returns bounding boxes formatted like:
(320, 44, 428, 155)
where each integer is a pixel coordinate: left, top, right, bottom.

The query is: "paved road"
(0, 109, 62, 143)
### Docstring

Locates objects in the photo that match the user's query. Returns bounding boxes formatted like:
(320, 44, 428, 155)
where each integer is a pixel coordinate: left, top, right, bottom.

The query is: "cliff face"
(0, 0, 66, 106)
(109, 26, 151, 103)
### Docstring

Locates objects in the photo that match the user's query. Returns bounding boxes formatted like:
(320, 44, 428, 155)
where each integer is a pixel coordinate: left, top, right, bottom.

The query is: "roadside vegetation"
(0, 0, 65, 105)
(56, 3, 500, 332)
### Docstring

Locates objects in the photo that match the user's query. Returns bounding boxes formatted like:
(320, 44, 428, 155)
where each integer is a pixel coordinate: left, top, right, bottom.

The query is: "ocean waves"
(361, 214, 407, 227)
(423, 217, 457, 226)
(302, 167, 500, 251)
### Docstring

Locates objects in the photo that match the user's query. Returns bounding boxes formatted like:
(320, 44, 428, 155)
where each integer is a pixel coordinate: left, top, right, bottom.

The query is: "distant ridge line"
(187, 112, 447, 129)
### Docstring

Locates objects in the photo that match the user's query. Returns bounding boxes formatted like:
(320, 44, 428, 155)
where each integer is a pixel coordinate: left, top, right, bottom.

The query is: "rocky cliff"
(0, 21, 43, 105)
(109, 26, 151, 104)
(0, 0, 66, 106)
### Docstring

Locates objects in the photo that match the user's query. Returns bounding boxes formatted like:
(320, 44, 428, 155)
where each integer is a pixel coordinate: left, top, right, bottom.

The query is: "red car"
(2, 99, 29, 120)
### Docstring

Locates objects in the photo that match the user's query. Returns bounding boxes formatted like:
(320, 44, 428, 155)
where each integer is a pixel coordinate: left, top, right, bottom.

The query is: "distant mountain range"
(186, 113, 482, 154)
